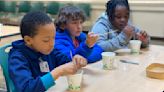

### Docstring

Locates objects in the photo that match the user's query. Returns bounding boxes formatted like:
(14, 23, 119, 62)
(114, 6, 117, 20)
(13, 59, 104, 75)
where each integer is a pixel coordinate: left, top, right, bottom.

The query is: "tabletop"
(0, 25, 20, 38)
(47, 45, 164, 92)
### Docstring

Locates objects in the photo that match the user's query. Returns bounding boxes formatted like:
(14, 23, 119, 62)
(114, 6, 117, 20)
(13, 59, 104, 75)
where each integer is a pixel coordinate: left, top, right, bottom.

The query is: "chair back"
(0, 44, 15, 92)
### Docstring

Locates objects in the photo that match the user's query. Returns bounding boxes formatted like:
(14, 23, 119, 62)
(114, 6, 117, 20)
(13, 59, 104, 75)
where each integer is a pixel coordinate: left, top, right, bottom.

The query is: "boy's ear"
(24, 36, 32, 46)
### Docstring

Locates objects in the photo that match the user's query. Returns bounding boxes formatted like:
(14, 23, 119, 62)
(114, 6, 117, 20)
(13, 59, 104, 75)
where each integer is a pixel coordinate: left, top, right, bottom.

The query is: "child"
(8, 11, 87, 92)
(55, 5, 103, 63)
(91, 0, 150, 51)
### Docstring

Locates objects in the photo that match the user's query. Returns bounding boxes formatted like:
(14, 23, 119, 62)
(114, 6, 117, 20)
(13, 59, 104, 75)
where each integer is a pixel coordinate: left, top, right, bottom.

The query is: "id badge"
(39, 58, 50, 72)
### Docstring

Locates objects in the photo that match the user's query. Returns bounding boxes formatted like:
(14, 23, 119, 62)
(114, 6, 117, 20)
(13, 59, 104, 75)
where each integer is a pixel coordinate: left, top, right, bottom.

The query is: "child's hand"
(72, 54, 87, 69)
(86, 32, 99, 48)
(123, 25, 135, 39)
(51, 62, 78, 79)
(136, 30, 149, 44)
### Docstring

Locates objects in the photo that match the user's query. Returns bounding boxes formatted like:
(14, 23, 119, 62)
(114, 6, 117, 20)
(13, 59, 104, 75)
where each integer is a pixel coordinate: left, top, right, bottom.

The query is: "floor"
(0, 35, 163, 46)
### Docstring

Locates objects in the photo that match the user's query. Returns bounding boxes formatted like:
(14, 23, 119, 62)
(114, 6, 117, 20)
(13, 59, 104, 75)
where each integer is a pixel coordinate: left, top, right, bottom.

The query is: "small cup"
(66, 69, 83, 91)
(101, 52, 116, 70)
(129, 40, 141, 55)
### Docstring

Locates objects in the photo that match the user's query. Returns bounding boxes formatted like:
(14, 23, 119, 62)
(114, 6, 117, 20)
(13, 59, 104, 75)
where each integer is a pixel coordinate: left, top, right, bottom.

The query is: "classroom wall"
(130, 1, 164, 38)
(8, 0, 164, 38)
(90, 0, 164, 38)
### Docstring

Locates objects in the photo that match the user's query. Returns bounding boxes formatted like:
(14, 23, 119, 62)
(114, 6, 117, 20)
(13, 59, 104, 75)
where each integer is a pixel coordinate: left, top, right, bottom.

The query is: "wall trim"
(151, 36, 164, 40)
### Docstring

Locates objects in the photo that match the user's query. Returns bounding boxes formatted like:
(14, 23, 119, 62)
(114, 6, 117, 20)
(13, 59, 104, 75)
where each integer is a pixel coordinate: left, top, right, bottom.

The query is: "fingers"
(78, 57, 87, 67)
(135, 31, 149, 44)
(88, 32, 99, 39)
(73, 55, 87, 68)
(59, 55, 87, 76)
(123, 25, 134, 39)
(86, 32, 99, 48)
(140, 30, 148, 37)
(124, 25, 134, 31)
(68, 62, 78, 74)
(57, 63, 77, 76)
(73, 57, 81, 69)
(88, 32, 94, 35)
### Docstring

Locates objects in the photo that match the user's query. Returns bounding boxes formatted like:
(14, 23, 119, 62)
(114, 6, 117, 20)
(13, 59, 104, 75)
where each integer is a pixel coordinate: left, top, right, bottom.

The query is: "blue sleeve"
(8, 52, 54, 92)
(51, 49, 70, 66)
(55, 33, 102, 63)
(55, 40, 93, 61)
(87, 44, 103, 63)
(41, 73, 55, 90)
(74, 42, 93, 58)
(76, 33, 103, 63)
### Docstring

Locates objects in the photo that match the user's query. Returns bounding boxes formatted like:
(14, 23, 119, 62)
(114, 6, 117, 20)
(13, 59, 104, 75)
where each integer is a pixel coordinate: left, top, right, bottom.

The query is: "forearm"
(50, 67, 63, 80)
(97, 32, 130, 51)
(75, 42, 92, 57)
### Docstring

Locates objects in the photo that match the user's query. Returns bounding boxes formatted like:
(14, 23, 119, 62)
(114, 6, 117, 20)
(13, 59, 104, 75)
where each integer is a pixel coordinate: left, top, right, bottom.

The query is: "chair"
(75, 3, 91, 18)
(1, 1, 18, 25)
(18, 1, 31, 13)
(17, 1, 31, 25)
(0, 44, 15, 92)
(0, 1, 5, 19)
(46, 2, 60, 15)
(3, 1, 17, 13)
(30, 2, 45, 12)
(0, 1, 5, 12)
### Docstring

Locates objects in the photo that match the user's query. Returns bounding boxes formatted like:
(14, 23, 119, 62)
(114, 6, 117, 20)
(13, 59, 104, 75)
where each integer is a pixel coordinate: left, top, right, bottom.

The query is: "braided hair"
(106, 0, 130, 22)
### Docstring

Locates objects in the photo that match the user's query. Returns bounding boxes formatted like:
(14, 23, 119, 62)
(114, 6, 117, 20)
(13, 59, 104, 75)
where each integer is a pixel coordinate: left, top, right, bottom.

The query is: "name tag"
(39, 58, 50, 72)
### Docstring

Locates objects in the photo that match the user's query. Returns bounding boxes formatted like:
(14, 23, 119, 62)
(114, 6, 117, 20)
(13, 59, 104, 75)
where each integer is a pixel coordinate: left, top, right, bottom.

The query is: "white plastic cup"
(101, 52, 116, 70)
(66, 69, 83, 91)
(129, 40, 141, 54)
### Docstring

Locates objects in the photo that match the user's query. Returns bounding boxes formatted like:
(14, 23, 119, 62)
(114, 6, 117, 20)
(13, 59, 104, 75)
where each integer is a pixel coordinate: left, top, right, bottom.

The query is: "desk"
(0, 25, 20, 38)
(48, 45, 164, 92)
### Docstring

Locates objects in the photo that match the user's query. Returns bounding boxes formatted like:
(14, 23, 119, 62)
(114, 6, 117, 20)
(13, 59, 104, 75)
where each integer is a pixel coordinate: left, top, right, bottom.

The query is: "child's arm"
(51, 55, 87, 79)
(85, 32, 99, 48)
(129, 22, 150, 48)
(9, 53, 49, 92)
(9, 51, 85, 92)
(91, 23, 132, 51)
(135, 30, 150, 48)
(74, 33, 103, 63)
(55, 32, 102, 63)
(51, 49, 70, 66)
(50, 62, 77, 79)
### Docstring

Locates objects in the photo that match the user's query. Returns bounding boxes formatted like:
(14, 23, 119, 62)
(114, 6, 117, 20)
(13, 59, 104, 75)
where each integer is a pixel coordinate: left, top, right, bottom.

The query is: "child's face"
(66, 19, 83, 37)
(25, 23, 56, 55)
(112, 5, 129, 30)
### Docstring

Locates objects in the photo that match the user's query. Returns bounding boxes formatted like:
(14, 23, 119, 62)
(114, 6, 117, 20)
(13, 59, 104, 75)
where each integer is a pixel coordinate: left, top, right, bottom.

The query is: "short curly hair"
(55, 5, 86, 27)
(20, 11, 52, 38)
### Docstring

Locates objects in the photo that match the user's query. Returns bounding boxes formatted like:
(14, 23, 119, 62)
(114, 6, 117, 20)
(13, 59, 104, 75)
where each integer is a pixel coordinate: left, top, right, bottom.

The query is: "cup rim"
(130, 40, 141, 43)
(67, 69, 83, 77)
(101, 52, 116, 57)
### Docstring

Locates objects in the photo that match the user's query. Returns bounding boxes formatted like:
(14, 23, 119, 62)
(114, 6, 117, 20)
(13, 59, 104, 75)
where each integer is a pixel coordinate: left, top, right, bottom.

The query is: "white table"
(0, 25, 20, 38)
(47, 45, 164, 92)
